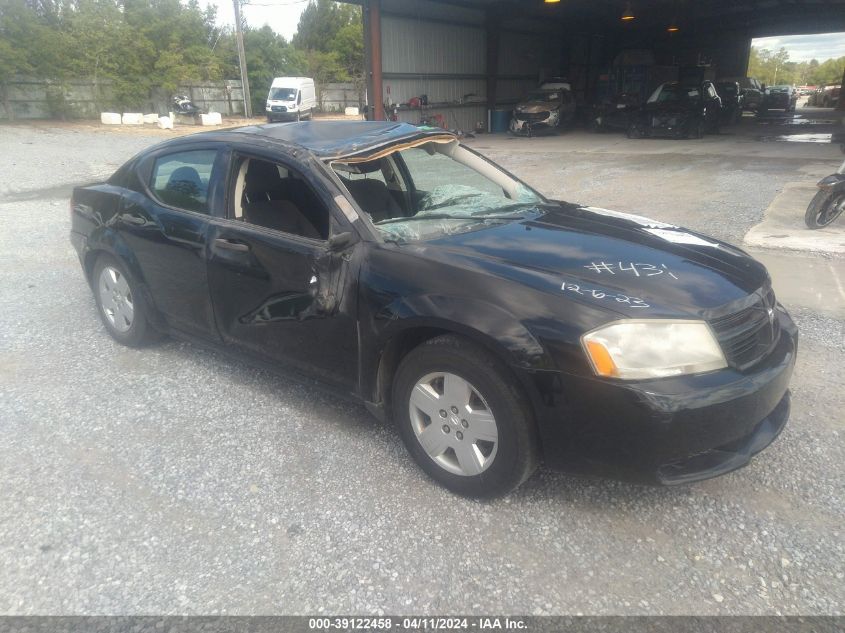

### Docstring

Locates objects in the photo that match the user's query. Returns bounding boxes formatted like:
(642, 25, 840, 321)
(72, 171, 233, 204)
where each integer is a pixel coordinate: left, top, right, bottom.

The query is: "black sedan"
(628, 81, 722, 139)
(70, 121, 796, 497)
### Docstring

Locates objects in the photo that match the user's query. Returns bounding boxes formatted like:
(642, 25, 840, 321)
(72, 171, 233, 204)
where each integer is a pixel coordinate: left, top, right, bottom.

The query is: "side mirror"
(328, 231, 354, 251)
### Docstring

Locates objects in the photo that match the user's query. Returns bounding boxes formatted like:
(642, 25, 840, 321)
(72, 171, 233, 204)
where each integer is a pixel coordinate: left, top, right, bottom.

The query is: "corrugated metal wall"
(376, 0, 560, 132)
(381, 17, 485, 76)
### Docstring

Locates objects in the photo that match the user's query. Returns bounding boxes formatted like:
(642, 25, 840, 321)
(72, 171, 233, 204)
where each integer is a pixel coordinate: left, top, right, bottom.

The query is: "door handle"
(214, 238, 250, 252)
(121, 213, 146, 226)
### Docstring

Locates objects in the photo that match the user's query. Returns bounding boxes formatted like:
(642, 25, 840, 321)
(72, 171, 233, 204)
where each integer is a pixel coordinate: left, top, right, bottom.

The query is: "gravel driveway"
(0, 122, 842, 615)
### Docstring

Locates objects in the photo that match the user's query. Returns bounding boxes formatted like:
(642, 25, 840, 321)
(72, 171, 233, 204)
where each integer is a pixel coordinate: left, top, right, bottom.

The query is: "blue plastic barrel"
(489, 108, 511, 133)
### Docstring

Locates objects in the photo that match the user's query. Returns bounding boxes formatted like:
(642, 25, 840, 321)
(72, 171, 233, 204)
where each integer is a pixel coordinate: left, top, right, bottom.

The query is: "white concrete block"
(200, 112, 222, 126)
(100, 112, 121, 125)
(158, 116, 174, 130)
(121, 113, 143, 125)
(344, 106, 359, 116)
(142, 113, 159, 124)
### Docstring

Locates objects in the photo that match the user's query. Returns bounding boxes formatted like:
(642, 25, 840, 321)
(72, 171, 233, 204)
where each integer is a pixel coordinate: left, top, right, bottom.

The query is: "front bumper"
(266, 110, 299, 121)
(510, 112, 559, 133)
(532, 310, 797, 484)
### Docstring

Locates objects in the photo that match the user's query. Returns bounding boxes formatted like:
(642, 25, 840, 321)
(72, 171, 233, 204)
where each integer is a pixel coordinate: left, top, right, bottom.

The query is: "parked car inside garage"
(627, 81, 722, 139)
(510, 86, 576, 135)
(720, 76, 765, 111)
(714, 80, 743, 124)
(759, 85, 798, 113)
(590, 92, 641, 133)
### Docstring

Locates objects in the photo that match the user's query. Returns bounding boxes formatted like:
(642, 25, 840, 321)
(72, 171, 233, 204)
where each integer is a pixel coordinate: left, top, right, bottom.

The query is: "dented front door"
(205, 221, 357, 391)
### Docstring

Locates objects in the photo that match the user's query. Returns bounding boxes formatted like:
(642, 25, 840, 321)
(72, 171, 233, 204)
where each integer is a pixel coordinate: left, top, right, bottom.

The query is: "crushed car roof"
(233, 121, 455, 159)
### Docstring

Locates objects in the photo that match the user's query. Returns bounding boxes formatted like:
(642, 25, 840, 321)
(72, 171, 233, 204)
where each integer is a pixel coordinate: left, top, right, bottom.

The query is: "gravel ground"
(0, 123, 843, 616)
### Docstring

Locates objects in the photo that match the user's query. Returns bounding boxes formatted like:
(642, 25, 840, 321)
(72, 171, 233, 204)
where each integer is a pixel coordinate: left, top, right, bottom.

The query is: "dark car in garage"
(589, 92, 641, 133)
(759, 84, 798, 113)
(627, 81, 722, 139)
(721, 76, 765, 111)
(70, 121, 797, 497)
(715, 80, 743, 123)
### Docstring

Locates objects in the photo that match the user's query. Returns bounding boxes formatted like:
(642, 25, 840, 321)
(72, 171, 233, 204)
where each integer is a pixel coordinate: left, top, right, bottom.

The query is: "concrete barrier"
(121, 113, 143, 125)
(200, 112, 222, 126)
(100, 112, 121, 125)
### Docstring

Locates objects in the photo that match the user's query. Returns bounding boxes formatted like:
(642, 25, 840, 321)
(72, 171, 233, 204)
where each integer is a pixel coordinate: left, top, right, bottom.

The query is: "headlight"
(582, 320, 726, 380)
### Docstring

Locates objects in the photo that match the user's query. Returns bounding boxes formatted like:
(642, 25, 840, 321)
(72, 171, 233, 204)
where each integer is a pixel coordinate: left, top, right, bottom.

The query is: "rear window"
(150, 150, 218, 214)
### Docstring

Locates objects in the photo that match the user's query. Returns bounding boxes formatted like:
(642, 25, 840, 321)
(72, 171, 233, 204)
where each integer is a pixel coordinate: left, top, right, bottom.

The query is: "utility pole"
(233, 0, 252, 118)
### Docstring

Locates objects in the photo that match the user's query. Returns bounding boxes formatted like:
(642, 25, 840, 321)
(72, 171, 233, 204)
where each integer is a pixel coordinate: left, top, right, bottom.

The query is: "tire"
(92, 254, 158, 347)
(805, 189, 845, 229)
(627, 121, 645, 139)
(266, 115, 273, 123)
(391, 335, 539, 497)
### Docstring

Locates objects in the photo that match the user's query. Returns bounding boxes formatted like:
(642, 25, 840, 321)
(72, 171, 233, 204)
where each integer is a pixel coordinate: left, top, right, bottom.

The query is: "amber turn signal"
(585, 339, 618, 377)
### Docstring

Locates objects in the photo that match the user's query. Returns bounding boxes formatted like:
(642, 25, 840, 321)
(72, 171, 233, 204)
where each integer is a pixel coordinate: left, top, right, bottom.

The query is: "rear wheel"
(805, 189, 845, 229)
(391, 335, 539, 497)
(93, 254, 158, 347)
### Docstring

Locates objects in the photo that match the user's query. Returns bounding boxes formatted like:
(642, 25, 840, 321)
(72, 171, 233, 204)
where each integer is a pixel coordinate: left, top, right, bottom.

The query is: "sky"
(752, 32, 845, 62)
(203, 0, 308, 41)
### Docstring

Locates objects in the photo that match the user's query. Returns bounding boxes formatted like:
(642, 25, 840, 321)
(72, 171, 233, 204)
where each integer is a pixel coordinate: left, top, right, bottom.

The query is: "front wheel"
(805, 189, 845, 229)
(391, 335, 539, 497)
(627, 121, 645, 139)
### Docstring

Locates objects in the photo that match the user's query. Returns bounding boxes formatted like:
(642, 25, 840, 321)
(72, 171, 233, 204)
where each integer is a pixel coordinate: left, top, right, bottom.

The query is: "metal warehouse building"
(348, 0, 845, 130)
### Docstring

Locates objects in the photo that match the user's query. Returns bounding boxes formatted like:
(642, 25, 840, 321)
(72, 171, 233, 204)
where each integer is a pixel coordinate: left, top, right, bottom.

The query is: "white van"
(266, 77, 317, 122)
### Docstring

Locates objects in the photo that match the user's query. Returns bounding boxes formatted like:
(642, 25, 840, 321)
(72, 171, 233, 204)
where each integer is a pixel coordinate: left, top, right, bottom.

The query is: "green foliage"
(749, 46, 845, 87)
(291, 0, 364, 106)
(0, 0, 364, 117)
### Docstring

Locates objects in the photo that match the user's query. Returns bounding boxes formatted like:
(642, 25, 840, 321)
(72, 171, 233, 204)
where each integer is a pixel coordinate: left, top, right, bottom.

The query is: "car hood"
(642, 101, 698, 114)
(420, 203, 769, 318)
(517, 101, 559, 112)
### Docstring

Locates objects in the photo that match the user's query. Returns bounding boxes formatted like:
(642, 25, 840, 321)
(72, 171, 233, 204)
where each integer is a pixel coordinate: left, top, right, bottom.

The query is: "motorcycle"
(172, 95, 203, 116)
(805, 141, 845, 229)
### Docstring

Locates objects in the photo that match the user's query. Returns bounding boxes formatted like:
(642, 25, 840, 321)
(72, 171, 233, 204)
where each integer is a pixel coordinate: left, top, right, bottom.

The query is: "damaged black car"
(71, 121, 796, 497)
(628, 81, 722, 139)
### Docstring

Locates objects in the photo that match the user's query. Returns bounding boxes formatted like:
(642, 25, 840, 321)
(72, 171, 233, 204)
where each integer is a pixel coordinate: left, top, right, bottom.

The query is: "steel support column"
(367, 0, 384, 121)
(485, 9, 501, 117)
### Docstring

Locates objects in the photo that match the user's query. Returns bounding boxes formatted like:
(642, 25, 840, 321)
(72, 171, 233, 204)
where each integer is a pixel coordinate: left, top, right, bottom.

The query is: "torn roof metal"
(234, 121, 457, 160)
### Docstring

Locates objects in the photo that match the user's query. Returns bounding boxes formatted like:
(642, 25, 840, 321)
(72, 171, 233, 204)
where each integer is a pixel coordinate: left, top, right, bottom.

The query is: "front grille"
(271, 105, 287, 112)
(652, 114, 678, 127)
(710, 288, 779, 370)
(516, 111, 549, 122)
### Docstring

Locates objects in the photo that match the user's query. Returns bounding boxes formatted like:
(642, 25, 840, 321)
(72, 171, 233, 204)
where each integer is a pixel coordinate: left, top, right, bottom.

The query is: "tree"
(288, 0, 363, 108)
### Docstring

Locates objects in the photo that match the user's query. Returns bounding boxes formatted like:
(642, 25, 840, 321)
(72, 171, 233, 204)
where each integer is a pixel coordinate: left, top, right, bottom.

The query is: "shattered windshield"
(332, 141, 544, 243)
(270, 88, 297, 101)
(648, 84, 699, 103)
